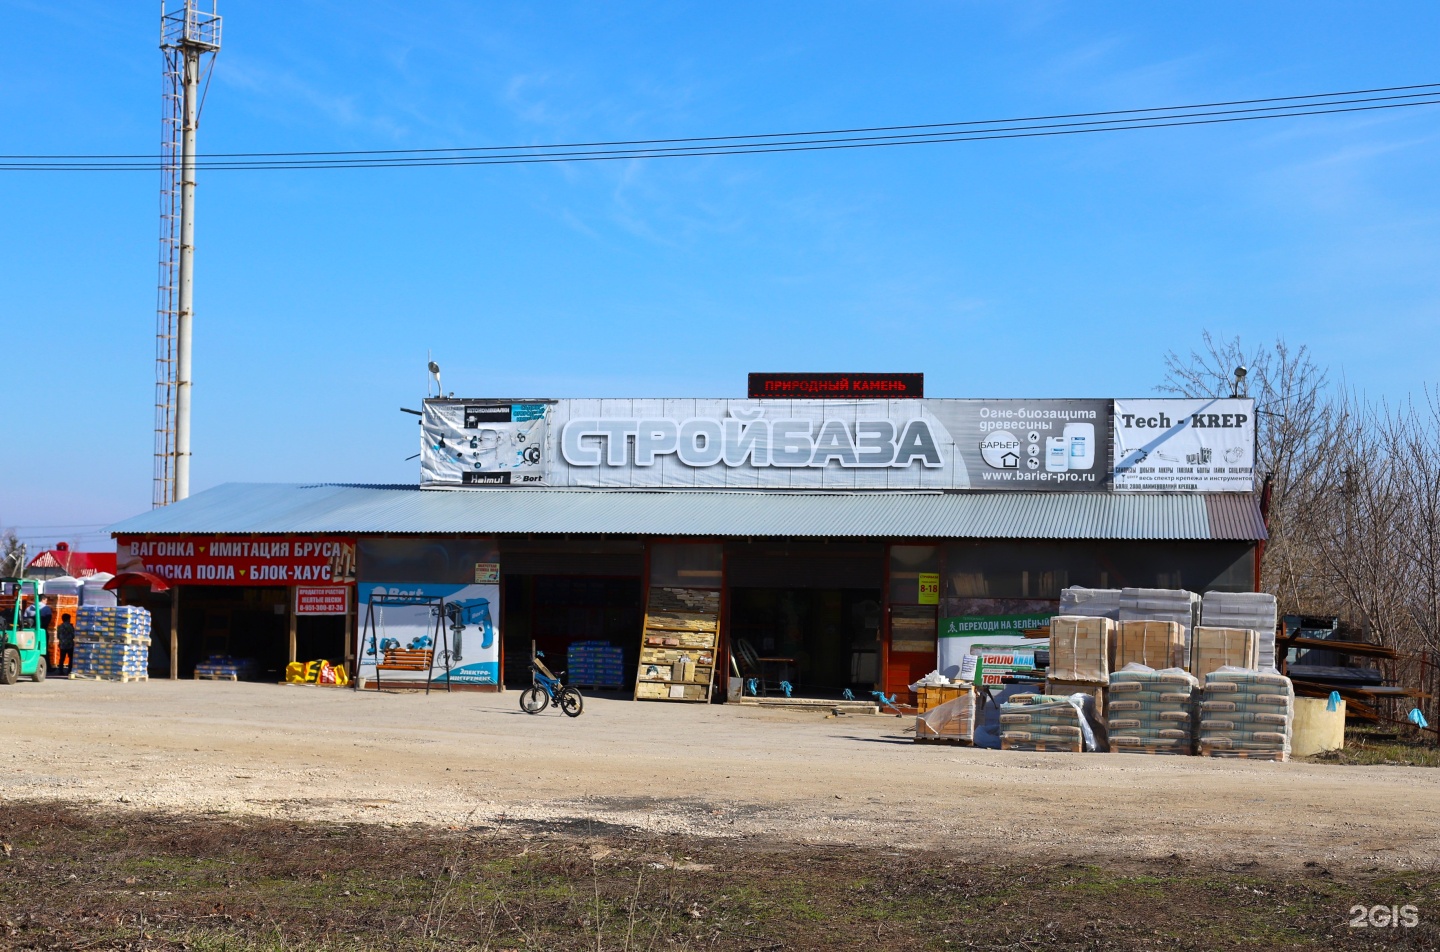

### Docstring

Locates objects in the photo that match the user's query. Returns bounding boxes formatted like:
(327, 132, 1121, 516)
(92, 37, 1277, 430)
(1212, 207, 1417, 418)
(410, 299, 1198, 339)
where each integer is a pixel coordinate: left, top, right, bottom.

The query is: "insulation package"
(1057, 587, 1122, 620)
(1114, 620, 1187, 671)
(1200, 591, 1279, 669)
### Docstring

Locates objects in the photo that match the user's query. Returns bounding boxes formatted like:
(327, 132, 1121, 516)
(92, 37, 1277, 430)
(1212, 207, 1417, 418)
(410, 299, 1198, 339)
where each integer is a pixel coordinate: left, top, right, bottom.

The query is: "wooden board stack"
(1190, 627, 1259, 681)
(999, 694, 1087, 753)
(1198, 669, 1294, 762)
(634, 587, 720, 702)
(1106, 667, 1199, 755)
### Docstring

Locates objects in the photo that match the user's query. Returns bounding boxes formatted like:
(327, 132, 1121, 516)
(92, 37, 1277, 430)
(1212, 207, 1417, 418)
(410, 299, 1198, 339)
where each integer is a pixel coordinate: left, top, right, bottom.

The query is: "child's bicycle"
(519, 648, 584, 717)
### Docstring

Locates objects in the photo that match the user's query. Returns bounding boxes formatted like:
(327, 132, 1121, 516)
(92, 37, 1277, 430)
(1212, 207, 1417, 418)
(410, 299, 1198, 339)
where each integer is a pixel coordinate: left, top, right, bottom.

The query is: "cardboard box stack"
(1200, 592, 1279, 668)
(1106, 665, 1199, 755)
(1198, 669, 1294, 761)
(1114, 620, 1187, 670)
(914, 689, 976, 744)
(1048, 616, 1112, 683)
(999, 693, 1096, 753)
(71, 606, 151, 681)
(1189, 627, 1259, 681)
(1119, 588, 1200, 665)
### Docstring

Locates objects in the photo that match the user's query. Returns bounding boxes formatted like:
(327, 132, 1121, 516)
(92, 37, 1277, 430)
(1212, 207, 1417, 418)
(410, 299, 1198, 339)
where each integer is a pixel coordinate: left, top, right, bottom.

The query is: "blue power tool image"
(443, 597, 494, 663)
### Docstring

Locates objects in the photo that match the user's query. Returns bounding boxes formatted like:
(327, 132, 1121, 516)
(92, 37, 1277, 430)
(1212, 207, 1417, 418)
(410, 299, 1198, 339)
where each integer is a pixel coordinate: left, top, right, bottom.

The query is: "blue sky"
(2, 1, 1438, 551)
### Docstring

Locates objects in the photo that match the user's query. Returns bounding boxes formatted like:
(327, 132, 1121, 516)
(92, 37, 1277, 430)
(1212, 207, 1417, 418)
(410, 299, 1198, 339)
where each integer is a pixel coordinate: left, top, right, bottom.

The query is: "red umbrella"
(103, 572, 171, 592)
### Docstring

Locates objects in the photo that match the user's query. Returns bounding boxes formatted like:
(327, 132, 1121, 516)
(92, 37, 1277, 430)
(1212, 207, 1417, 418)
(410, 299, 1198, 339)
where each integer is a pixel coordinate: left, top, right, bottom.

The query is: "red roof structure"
(26, 543, 116, 579)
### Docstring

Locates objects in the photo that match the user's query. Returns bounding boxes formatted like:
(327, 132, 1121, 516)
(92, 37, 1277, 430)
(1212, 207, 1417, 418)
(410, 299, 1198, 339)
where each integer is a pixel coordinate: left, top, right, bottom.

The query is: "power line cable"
(3, 84, 1437, 171)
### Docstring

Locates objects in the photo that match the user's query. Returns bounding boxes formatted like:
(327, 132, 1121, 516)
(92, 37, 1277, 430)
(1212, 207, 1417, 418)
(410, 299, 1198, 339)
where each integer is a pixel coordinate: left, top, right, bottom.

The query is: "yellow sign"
(918, 572, 940, 605)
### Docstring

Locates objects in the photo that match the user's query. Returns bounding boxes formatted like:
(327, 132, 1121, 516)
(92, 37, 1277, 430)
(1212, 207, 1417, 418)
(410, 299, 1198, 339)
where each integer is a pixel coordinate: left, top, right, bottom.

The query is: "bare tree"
(0, 528, 25, 577)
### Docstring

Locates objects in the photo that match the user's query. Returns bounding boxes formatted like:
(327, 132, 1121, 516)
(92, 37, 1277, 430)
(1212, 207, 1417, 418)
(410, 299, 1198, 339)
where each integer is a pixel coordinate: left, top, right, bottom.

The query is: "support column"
(287, 586, 298, 664)
(169, 587, 180, 680)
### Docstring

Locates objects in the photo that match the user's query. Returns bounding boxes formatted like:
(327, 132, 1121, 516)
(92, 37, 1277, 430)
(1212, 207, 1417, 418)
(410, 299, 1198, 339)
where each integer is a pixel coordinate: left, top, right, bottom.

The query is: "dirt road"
(4, 680, 1435, 870)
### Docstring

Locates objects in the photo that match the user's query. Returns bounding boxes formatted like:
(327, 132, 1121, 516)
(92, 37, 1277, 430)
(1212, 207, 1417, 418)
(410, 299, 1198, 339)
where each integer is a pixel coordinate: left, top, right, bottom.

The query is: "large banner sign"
(420, 398, 1112, 492)
(356, 581, 500, 685)
(1112, 398, 1255, 492)
(116, 535, 357, 586)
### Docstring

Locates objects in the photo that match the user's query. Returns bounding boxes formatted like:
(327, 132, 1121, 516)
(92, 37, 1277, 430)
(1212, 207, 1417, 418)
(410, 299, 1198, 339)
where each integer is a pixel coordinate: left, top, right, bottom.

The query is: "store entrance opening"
(502, 575, 644, 691)
(727, 587, 882, 697)
(176, 586, 289, 680)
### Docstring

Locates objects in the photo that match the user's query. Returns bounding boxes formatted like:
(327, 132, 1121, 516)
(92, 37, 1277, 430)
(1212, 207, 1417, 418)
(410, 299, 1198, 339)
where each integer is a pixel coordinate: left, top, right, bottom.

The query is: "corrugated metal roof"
(106, 483, 1267, 541)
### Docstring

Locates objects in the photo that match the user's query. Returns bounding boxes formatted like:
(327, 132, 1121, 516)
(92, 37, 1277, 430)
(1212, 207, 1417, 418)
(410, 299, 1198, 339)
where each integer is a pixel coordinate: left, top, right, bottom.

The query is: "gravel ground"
(5, 679, 1436, 870)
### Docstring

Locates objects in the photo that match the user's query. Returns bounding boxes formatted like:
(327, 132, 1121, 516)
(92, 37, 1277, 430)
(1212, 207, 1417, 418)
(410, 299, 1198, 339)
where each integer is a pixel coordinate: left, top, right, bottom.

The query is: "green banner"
(940, 613, 1051, 637)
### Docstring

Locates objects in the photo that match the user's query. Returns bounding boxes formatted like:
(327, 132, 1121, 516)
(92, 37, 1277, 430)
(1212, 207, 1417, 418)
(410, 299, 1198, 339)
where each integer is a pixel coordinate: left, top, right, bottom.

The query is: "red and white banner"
(296, 586, 349, 615)
(116, 535, 357, 587)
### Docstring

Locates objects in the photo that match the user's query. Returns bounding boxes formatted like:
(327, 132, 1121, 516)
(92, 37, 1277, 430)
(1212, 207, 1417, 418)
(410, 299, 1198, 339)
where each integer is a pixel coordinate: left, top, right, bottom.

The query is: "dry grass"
(0, 801, 1435, 950)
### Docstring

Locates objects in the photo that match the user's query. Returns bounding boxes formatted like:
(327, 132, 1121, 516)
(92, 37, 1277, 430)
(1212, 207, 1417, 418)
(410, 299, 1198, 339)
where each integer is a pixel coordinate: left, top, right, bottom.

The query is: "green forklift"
(0, 578, 49, 684)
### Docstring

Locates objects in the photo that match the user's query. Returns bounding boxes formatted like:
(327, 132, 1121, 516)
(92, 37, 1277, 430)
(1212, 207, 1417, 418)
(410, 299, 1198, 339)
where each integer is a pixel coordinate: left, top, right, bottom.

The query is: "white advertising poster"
(356, 582, 500, 685)
(1112, 398, 1255, 492)
(420, 398, 1111, 491)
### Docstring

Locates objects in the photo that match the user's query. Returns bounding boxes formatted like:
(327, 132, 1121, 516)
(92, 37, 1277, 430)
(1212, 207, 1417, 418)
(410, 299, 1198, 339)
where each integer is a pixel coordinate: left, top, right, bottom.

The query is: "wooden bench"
(378, 648, 432, 671)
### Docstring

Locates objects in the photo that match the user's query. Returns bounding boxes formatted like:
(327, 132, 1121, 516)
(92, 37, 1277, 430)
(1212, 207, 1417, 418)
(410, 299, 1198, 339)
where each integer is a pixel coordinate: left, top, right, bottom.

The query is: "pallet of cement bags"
(1106, 664, 1199, 755)
(1048, 616, 1113, 683)
(75, 605, 153, 646)
(1200, 591, 1279, 669)
(914, 690, 976, 745)
(1000, 693, 1105, 753)
(1190, 627, 1259, 680)
(1045, 678, 1107, 717)
(1197, 668, 1293, 761)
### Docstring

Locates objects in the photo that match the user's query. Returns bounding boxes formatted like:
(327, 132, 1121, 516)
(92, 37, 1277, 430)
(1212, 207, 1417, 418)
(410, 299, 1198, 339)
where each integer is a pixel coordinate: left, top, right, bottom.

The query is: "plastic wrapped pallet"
(1045, 678, 1107, 717)
(1114, 620, 1186, 670)
(1197, 668, 1293, 761)
(70, 606, 152, 681)
(1048, 616, 1113, 683)
(1119, 588, 1200, 662)
(1201, 592, 1279, 669)
(973, 683, 1040, 749)
(1106, 664, 1198, 755)
(1000, 693, 1104, 752)
(914, 690, 976, 744)
(1058, 587, 1122, 620)
(1190, 626, 1258, 680)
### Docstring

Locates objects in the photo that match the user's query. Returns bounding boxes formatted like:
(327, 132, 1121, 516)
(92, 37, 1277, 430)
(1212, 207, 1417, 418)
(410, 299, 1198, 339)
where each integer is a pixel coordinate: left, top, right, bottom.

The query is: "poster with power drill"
(420, 401, 552, 487)
(1112, 398, 1255, 492)
(356, 582, 500, 685)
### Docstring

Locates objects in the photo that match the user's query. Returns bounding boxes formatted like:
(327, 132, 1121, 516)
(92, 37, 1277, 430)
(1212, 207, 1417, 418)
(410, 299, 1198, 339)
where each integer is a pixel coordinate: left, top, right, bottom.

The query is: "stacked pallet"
(999, 694, 1096, 752)
(914, 689, 976, 744)
(1119, 588, 1200, 664)
(1198, 669, 1294, 761)
(567, 641, 626, 688)
(195, 655, 259, 680)
(1190, 627, 1259, 681)
(1201, 592, 1279, 669)
(1058, 587, 1122, 619)
(1107, 665, 1199, 755)
(71, 606, 151, 682)
(1114, 620, 1187, 671)
(1047, 616, 1111, 713)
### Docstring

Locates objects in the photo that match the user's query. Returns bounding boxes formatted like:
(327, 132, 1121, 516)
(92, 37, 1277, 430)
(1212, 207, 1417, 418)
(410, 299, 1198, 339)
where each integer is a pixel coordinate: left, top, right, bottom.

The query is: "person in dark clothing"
(39, 597, 54, 632)
(56, 613, 75, 674)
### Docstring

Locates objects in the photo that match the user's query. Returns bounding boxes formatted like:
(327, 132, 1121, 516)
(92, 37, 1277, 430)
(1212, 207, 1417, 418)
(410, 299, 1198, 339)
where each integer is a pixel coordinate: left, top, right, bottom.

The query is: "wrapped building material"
(1058, 587, 1122, 620)
(71, 606, 151, 681)
(1046, 678, 1107, 717)
(914, 690, 976, 744)
(1114, 620, 1186, 670)
(1201, 591, 1279, 668)
(1119, 588, 1200, 663)
(1048, 616, 1113, 683)
(1000, 693, 1104, 752)
(1106, 664, 1199, 755)
(1190, 626, 1259, 680)
(1197, 668, 1293, 761)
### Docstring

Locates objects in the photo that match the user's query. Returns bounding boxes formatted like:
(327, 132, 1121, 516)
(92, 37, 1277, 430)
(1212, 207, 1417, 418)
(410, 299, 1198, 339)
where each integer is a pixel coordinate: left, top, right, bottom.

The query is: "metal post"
(174, 48, 200, 501)
(170, 586, 180, 680)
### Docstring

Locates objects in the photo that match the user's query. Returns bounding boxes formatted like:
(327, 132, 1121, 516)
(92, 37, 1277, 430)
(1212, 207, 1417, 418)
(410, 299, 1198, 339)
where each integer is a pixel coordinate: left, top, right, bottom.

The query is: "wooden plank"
(1278, 635, 1398, 659)
(643, 612, 718, 632)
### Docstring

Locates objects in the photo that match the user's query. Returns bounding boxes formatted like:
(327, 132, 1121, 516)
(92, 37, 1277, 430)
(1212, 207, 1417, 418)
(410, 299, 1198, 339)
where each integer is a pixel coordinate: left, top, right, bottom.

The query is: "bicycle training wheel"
(558, 687, 584, 718)
(519, 686, 549, 714)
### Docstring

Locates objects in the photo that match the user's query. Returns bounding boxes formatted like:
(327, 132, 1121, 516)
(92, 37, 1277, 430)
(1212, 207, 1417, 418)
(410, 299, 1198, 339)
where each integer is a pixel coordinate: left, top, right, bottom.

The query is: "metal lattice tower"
(155, 1, 221, 507)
